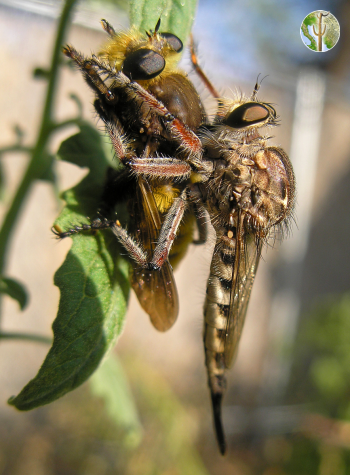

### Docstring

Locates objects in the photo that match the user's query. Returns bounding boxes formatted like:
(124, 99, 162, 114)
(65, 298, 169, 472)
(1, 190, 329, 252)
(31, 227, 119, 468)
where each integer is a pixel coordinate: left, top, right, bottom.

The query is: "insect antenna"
(251, 74, 269, 100)
(154, 17, 161, 33)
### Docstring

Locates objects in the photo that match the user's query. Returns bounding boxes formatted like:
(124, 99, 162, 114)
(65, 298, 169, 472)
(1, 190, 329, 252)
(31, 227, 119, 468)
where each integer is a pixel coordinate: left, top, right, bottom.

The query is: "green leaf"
(99, 0, 129, 11)
(0, 277, 28, 310)
(129, 0, 198, 44)
(9, 124, 130, 411)
(90, 354, 143, 448)
(57, 123, 112, 174)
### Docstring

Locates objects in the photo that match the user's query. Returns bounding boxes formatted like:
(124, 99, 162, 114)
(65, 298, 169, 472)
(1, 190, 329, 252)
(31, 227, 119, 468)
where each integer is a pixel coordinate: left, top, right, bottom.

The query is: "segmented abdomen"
(204, 236, 235, 396)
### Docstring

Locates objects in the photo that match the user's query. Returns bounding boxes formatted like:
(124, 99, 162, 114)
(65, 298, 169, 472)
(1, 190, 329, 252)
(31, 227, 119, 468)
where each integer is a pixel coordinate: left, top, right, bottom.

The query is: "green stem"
(0, 0, 78, 275)
(0, 332, 52, 345)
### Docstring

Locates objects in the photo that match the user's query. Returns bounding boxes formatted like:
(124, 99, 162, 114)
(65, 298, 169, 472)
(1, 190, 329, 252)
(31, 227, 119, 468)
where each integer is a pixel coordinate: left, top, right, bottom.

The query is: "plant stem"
(0, 332, 52, 345)
(0, 0, 78, 275)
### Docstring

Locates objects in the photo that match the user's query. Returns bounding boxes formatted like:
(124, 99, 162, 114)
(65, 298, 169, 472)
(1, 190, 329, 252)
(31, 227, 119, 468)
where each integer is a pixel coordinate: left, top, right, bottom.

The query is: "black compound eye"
(160, 32, 183, 52)
(123, 48, 165, 80)
(224, 103, 270, 129)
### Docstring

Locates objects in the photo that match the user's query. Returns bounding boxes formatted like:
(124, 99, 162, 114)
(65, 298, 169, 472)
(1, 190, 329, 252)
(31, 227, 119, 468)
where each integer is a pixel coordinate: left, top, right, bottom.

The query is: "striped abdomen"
(203, 234, 236, 454)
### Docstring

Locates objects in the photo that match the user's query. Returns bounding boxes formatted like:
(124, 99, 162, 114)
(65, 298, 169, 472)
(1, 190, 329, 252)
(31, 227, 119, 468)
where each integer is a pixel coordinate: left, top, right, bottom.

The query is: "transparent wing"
(224, 213, 262, 368)
(130, 177, 179, 332)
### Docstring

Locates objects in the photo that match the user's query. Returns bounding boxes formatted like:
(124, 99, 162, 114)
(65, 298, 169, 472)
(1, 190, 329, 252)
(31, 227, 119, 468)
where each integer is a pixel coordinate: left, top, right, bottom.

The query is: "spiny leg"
(103, 110, 210, 183)
(104, 119, 134, 166)
(193, 204, 209, 245)
(63, 46, 115, 100)
(105, 182, 190, 271)
(105, 118, 193, 180)
(123, 79, 203, 158)
(146, 188, 189, 270)
(53, 215, 150, 267)
(106, 187, 189, 270)
(54, 164, 190, 273)
(128, 157, 191, 180)
(64, 46, 203, 159)
(52, 216, 114, 239)
(54, 190, 188, 271)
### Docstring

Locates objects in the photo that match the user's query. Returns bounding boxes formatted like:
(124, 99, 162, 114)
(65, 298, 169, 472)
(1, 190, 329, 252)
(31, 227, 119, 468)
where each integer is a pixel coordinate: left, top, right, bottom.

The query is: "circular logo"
(300, 11, 340, 52)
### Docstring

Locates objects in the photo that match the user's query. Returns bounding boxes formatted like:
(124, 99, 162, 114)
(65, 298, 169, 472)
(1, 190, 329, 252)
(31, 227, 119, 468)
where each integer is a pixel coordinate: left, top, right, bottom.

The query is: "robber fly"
(186, 43, 295, 451)
(199, 86, 295, 454)
(57, 19, 206, 331)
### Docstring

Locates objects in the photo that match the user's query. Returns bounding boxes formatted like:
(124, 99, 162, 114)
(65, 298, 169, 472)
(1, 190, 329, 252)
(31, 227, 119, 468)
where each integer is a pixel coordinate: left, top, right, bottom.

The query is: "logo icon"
(300, 11, 340, 52)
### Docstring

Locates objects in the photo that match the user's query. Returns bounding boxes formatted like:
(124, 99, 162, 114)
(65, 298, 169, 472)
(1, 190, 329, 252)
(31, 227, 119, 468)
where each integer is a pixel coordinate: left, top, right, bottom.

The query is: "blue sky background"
(191, 0, 343, 85)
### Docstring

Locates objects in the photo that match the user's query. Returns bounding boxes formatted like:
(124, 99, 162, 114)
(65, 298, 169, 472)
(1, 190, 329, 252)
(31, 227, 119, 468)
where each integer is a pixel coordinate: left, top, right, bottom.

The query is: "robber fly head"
(215, 76, 278, 134)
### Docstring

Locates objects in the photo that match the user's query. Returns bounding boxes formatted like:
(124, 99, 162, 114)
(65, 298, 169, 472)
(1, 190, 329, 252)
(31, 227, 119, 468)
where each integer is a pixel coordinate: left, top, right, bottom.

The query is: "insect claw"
(147, 263, 160, 271)
(52, 224, 63, 235)
(52, 227, 64, 239)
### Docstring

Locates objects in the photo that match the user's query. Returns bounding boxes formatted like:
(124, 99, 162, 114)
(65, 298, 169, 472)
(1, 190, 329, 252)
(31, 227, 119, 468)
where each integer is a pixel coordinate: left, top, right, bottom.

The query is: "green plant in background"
(276, 294, 350, 475)
(292, 294, 350, 419)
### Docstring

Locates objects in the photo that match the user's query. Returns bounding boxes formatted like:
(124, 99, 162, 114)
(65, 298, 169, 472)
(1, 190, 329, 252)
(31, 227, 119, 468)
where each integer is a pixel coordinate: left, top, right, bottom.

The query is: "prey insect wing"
(224, 216, 262, 368)
(130, 177, 179, 332)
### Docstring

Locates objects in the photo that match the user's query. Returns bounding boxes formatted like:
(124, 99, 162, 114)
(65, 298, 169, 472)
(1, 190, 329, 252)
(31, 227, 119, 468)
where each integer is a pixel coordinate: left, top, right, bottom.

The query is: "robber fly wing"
(224, 212, 262, 368)
(131, 177, 179, 331)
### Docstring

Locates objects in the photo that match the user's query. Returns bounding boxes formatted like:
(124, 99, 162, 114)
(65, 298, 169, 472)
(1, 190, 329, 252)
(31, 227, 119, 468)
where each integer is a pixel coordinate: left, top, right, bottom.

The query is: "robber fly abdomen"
(203, 233, 236, 452)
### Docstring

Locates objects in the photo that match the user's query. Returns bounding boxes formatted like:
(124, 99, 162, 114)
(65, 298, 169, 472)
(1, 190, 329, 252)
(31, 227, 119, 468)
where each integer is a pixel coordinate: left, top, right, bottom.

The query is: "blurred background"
(1, 0, 350, 473)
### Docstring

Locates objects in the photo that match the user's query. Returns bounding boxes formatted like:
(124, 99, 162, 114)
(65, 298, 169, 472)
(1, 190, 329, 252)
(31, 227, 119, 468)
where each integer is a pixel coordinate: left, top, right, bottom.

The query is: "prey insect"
(57, 18, 206, 331)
